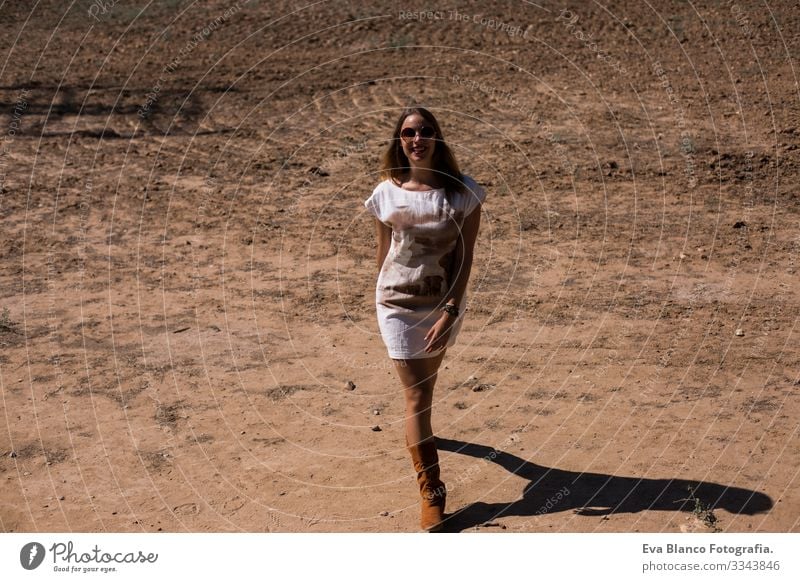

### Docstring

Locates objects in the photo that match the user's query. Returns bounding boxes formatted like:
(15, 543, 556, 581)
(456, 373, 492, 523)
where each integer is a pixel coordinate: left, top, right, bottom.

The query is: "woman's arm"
(444, 204, 482, 308)
(423, 204, 482, 353)
(374, 217, 392, 274)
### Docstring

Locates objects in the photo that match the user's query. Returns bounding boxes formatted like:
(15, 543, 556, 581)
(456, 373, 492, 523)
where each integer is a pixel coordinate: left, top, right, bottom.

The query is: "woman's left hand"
(423, 312, 457, 353)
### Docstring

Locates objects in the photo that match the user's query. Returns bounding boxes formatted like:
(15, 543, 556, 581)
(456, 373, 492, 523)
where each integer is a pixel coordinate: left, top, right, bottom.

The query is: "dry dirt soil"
(1, 0, 799, 533)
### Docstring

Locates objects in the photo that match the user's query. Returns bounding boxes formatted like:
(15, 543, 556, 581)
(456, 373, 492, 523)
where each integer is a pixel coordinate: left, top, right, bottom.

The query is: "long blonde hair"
(379, 107, 465, 197)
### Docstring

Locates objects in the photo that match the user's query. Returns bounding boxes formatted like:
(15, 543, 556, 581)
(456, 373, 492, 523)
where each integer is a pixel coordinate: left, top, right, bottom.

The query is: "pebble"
(472, 383, 494, 392)
(346, 380, 356, 391)
(371, 425, 382, 432)
(9, 451, 17, 458)
(372, 409, 380, 415)
(379, 511, 389, 517)
(735, 329, 744, 336)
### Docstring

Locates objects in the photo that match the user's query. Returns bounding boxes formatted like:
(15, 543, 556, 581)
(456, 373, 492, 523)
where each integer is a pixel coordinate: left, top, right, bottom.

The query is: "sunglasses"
(400, 126, 436, 141)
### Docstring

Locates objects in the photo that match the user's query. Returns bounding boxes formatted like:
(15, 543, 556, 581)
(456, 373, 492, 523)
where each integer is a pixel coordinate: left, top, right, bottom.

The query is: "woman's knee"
(404, 385, 433, 410)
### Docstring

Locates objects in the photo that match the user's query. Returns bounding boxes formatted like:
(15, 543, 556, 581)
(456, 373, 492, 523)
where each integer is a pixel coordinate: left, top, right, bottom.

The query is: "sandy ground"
(1, 0, 799, 533)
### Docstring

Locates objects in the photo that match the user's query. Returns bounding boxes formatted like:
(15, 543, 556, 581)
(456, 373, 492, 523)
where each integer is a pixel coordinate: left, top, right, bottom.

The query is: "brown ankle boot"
(407, 437, 447, 532)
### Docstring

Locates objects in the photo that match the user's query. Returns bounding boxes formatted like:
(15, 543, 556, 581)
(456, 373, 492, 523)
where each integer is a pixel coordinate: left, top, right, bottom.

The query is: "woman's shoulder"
(365, 180, 391, 219)
(453, 174, 486, 215)
(459, 174, 477, 187)
(457, 174, 486, 198)
(455, 174, 482, 192)
(374, 178, 395, 193)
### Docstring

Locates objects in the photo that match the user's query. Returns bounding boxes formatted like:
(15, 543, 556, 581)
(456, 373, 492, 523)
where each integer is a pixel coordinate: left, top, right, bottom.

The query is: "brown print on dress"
(379, 198, 464, 304)
(385, 275, 445, 298)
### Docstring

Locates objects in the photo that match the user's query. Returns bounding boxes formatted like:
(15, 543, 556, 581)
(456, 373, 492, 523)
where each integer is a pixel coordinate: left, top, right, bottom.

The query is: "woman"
(363, 106, 486, 531)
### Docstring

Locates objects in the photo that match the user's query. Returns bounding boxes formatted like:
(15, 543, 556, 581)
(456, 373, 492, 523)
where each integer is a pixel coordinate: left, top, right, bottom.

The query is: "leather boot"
(406, 436, 447, 532)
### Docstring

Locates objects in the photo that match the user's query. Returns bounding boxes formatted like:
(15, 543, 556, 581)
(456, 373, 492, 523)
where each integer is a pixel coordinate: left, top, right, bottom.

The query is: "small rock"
(379, 511, 389, 517)
(679, 253, 688, 260)
(59, 496, 65, 501)
(23, 471, 31, 476)
(735, 329, 744, 337)
(9, 451, 17, 458)
(372, 409, 380, 415)
(472, 383, 494, 392)
(371, 425, 382, 432)
(733, 221, 747, 229)
(346, 380, 356, 391)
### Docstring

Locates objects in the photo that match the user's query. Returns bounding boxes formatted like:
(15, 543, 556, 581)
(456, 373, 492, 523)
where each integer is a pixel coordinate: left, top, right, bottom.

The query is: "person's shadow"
(434, 437, 773, 532)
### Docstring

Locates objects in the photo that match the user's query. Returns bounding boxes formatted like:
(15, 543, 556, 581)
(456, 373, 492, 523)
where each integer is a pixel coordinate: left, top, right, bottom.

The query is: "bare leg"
(392, 350, 446, 446)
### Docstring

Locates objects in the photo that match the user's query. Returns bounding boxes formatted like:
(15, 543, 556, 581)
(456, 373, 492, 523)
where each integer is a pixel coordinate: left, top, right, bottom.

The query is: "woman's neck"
(404, 165, 440, 187)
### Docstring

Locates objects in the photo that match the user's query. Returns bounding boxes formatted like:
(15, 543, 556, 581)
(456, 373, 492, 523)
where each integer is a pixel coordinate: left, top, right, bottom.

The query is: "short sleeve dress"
(363, 174, 486, 359)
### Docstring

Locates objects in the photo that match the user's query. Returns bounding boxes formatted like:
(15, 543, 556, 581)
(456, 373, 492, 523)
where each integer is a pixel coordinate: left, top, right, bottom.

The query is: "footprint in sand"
(222, 496, 246, 513)
(173, 502, 199, 516)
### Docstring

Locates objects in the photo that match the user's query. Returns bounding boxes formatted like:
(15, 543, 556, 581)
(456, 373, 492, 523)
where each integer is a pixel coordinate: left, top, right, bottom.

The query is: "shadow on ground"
(435, 437, 773, 532)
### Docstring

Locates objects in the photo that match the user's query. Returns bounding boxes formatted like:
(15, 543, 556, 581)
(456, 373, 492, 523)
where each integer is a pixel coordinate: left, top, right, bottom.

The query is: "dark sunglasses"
(400, 126, 436, 141)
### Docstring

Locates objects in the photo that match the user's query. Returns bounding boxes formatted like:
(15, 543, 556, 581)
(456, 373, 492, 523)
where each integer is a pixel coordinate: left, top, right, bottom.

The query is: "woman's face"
(399, 113, 436, 167)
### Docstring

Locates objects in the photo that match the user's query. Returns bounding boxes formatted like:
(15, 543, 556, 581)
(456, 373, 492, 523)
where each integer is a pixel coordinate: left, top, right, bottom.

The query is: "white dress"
(364, 174, 486, 359)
